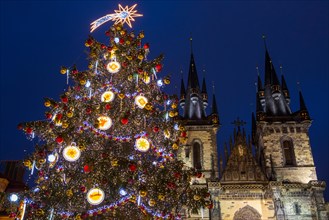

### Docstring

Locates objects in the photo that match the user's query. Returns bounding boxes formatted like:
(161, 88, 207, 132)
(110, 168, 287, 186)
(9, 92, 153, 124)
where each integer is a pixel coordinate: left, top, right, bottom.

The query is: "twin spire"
(179, 37, 219, 121)
(255, 37, 310, 121)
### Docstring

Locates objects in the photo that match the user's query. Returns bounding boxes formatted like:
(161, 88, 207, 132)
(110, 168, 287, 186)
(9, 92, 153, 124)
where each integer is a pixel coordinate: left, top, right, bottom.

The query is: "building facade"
(178, 45, 328, 220)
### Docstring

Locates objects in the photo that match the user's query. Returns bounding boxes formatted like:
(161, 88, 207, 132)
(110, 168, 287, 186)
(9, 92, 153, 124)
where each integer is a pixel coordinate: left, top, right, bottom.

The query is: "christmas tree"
(5, 4, 211, 219)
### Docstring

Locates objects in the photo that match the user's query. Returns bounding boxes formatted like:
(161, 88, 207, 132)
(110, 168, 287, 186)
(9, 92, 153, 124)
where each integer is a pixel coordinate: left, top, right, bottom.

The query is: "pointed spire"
(187, 53, 200, 90)
(263, 36, 279, 87)
(299, 91, 308, 112)
(201, 69, 208, 109)
(257, 69, 264, 91)
(180, 76, 186, 97)
(211, 94, 218, 114)
(281, 74, 289, 94)
(256, 93, 263, 112)
(251, 112, 256, 145)
(201, 74, 207, 94)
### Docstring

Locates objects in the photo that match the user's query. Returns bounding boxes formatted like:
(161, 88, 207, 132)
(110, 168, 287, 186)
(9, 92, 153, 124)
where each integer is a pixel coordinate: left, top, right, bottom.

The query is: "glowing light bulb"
(9, 194, 18, 202)
(119, 188, 127, 196)
(48, 154, 56, 162)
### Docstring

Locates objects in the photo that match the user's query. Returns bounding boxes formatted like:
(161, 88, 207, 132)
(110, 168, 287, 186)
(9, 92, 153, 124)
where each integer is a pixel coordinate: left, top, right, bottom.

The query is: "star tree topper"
(90, 4, 143, 33)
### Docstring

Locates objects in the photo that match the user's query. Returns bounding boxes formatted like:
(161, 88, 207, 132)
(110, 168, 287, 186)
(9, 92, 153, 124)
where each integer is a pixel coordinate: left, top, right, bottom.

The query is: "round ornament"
(135, 138, 150, 152)
(106, 61, 121, 73)
(86, 188, 105, 205)
(97, 116, 112, 130)
(63, 143, 81, 162)
(135, 95, 148, 109)
(101, 91, 115, 102)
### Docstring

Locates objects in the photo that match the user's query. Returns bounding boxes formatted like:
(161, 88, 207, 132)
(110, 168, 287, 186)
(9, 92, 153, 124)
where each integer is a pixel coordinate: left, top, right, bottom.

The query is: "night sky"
(0, 1, 328, 200)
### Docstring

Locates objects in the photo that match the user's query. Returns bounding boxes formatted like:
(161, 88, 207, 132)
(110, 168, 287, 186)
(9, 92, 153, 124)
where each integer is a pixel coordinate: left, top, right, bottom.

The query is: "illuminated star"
(90, 4, 143, 33)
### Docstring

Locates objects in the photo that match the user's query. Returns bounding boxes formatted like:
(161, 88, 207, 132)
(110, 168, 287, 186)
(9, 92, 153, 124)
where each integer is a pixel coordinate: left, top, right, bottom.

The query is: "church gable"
(221, 123, 267, 183)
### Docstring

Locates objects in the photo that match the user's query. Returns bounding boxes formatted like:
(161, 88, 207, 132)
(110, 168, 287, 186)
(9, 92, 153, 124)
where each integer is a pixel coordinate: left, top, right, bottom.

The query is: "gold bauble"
(138, 54, 144, 60)
(128, 75, 133, 81)
(127, 55, 133, 60)
(126, 41, 130, 45)
(38, 159, 46, 164)
(139, 190, 147, 197)
(139, 33, 145, 38)
(111, 159, 119, 167)
(66, 111, 74, 118)
(75, 215, 82, 220)
(163, 78, 170, 85)
(172, 143, 179, 150)
(36, 209, 44, 216)
(129, 195, 136, 203)
(118, 93, 125, 99)
(193, 195, 201, 201)
(169, 111, 176, 118)
(144, 103, 152, 111)
(44, 100, 51, 107)
(23, 160, 32, 168)
(158, 194, 165, 201)
(171, 103, 177, 109)
(148, 199, 156, 207)
(164, 129, 170, 138)
(88, 63, 93, 69)
(80, 79, 87, 85)
(62, 121, 69, 129)
(66, 189, 73, 197)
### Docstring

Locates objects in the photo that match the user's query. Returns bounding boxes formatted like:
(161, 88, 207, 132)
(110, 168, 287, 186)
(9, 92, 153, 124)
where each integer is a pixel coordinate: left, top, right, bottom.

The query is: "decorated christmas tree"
(4, 4, 211, 219)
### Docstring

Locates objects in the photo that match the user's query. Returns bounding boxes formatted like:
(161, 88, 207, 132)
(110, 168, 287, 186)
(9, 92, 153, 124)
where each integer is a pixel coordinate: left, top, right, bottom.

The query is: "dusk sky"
(0, 1, 328, 200)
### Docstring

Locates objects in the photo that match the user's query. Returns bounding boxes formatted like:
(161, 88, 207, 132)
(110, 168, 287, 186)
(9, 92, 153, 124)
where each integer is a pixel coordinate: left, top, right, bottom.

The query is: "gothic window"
(294, 202, 301, 215)
(282, 139, 295, 166)
(193, 142, 202, 170)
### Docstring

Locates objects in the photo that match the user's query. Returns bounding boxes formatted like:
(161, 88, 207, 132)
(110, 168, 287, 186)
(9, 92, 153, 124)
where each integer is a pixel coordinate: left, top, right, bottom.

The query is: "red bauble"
(86, 107, 92, 114)
(153, 126, 159, 132)
(72, 69, 78, 74)
(61, 96, 68, 103)
(174, 172, 181, 179)
(138, 68, 143, 74)
(181, 131, 187, 137)
(129, 164, 137, 172)
(26, 127, 33, 134)
(86, 38, 93, 46)
(143, 43, 150, 49)
(105, 104, 111, 110)
(55, 136, 63, 144)
(121, 118, 128, 125)
(56, 113, 63, 120)
(101, 44, 106, 49)
(80, 185, 86, 192)
(83, 165, 91, 173)
(155, 64, 162, 72)
(119, 38, 124, 44)
(45, 113, 52, 119)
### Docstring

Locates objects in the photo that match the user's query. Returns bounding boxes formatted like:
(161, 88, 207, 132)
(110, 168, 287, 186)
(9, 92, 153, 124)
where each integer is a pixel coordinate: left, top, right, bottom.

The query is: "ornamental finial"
(90, 4, 143, 33)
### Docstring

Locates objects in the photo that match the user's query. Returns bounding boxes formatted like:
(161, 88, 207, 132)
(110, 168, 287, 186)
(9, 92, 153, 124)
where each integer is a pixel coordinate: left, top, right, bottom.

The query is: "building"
(178, 43, 328, 219)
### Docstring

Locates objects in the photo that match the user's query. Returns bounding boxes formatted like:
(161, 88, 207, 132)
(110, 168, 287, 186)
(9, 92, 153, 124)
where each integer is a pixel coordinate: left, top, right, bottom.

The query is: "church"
(177, 42, 328, 219)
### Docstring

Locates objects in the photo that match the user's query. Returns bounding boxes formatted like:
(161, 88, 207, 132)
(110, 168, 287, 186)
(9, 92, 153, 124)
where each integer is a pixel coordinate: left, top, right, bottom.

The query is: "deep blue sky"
(1, 1, 328, 200)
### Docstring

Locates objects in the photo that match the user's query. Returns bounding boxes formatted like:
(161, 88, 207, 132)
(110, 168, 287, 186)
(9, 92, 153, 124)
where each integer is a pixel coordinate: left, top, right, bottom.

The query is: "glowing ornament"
(164, 129, 170, 138)
(63, 143, 81, 162)
(106, 61, 121, 73)
(87, 188, 105, 205)
(119, 188, 127, 196)
(143, 75, 151, 84)
(193, 195, 201, 201)
(97, 116, 112, 130)
(101, 91, 115, 102)
(135, 95, 148, 109)
(90, 4, 143, 32)
(135, 138, 150, 152)
(9, 194, 18, 202)
(47, 154, 56, 162)
(148, 199, 156, 207)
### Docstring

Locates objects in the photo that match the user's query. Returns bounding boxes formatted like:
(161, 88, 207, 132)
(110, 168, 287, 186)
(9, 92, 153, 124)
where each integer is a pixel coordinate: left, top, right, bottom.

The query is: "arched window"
(193, 142, 202, 170)
(282, 139, 295, 166)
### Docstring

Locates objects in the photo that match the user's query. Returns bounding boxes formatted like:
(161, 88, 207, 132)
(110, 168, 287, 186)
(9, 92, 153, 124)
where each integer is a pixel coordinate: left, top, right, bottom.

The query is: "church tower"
(179, 39, 220, 182)
(252, 46, 315, 183)
(252, 44, 328, 219)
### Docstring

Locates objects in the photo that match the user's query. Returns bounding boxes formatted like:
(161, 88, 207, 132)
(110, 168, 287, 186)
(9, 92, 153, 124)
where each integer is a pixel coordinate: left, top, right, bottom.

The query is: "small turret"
(299, 91, 310, 120)
(281, 73, 290, 104)
(179, 77, 186, 109)
(257, 73, 265, 107)
(201, 76, 208, 109)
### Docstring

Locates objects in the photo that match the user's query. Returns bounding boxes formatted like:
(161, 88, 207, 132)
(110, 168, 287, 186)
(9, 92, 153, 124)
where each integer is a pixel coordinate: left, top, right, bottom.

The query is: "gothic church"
(178, 43, 328, 220)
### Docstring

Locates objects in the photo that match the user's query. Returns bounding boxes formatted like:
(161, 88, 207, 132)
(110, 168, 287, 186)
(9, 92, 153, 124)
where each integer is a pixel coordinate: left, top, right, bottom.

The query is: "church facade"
(178, 45, 328, 220)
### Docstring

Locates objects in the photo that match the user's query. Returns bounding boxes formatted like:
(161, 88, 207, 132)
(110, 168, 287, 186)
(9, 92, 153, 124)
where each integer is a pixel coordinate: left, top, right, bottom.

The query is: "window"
(193, 142, 202, 170)
(294, 203, 301, 215)
(282, 139, 295, 166)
